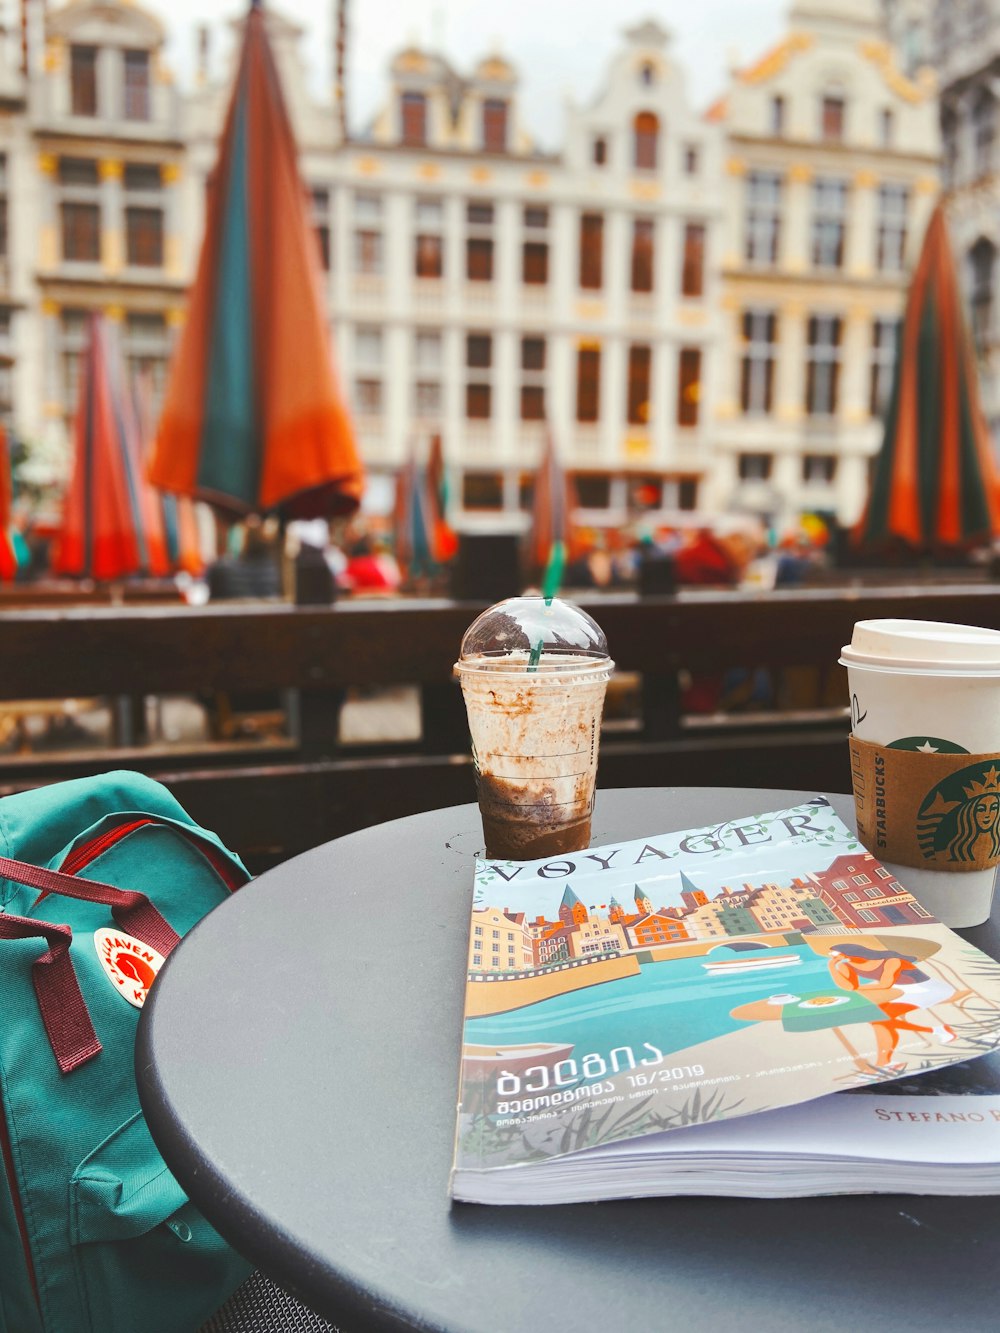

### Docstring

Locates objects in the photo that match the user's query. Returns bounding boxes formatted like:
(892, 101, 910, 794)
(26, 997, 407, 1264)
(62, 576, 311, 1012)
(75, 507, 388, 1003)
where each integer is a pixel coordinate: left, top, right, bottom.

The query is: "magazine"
(449, 797, 1000, 1204)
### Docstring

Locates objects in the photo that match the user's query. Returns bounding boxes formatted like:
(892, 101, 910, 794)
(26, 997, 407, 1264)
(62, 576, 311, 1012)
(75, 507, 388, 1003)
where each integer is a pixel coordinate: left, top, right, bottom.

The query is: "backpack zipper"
(59, 817, 246, 891)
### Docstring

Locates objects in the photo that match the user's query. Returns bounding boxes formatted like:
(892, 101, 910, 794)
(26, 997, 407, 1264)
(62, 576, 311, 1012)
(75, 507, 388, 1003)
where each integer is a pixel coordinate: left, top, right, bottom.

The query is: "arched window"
(639, 62, 656, 87)
(969, 237, 996, 355)
(973, 90, 995, 178)
(633, 111, 659, 171)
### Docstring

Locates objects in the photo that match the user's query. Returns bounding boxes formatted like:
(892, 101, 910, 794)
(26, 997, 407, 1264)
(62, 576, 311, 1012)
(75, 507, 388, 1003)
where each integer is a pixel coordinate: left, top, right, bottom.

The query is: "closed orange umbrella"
(856, 204, 1000, 551)
(0, 422, 17, 580)
(149, 2, 363, 520)
(52, 315, 144, 580)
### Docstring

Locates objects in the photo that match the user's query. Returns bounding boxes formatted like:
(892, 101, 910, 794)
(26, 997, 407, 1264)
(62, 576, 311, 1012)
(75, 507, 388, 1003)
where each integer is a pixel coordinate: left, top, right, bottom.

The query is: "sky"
(159, 0, 789, 148)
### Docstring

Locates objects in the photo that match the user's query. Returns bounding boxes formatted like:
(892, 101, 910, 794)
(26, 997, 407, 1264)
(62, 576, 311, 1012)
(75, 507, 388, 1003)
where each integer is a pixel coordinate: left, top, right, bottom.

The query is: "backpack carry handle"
(0, 915, 102, 1073)
(0, 856, 181, 957)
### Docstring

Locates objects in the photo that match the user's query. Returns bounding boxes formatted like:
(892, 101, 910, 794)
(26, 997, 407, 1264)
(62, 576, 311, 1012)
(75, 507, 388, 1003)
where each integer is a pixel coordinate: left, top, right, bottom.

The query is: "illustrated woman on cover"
(825, 943, 958, 1066)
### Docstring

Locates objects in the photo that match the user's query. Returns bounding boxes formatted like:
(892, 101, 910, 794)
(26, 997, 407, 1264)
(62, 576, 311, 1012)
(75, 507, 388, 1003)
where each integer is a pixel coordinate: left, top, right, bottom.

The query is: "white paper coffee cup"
(840, 618, 1000, 927)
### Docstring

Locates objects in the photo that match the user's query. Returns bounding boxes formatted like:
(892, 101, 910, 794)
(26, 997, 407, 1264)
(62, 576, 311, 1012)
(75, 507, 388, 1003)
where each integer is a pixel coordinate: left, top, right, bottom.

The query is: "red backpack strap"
(0, 857, 180, 958)
(0, 915, 101, 1074)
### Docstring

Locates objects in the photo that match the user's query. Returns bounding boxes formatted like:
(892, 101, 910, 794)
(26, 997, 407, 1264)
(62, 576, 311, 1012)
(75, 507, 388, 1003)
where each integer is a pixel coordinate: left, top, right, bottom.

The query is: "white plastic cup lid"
(840, 618, 1000, 676)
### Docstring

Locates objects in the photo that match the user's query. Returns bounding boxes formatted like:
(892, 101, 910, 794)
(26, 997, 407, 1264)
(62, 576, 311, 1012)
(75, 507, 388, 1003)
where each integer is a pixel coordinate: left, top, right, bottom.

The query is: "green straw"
(528, 540, 566, 671)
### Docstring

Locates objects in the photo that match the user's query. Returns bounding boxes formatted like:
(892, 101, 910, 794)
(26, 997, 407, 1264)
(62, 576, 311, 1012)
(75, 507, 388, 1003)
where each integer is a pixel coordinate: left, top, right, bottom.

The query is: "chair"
(200, 1270, 340, 1332)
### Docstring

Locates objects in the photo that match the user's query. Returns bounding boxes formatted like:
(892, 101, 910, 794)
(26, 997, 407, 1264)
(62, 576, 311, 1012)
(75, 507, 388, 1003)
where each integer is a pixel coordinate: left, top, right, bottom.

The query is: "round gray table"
(136, 788, 1000, 1332)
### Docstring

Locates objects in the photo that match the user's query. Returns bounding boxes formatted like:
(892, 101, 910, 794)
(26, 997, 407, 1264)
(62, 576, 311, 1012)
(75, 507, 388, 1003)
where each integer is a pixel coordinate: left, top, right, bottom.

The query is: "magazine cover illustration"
(452, 798, 1000, 1188)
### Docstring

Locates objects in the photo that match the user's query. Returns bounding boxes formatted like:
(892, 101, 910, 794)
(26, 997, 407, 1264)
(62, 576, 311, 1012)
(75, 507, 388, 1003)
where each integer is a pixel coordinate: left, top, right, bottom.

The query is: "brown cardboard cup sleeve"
(849, 736, 1000, 872)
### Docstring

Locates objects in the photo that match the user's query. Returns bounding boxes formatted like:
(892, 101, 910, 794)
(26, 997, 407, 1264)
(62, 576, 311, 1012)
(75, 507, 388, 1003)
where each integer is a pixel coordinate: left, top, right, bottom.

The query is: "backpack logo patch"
(94, 929, 165, 1008)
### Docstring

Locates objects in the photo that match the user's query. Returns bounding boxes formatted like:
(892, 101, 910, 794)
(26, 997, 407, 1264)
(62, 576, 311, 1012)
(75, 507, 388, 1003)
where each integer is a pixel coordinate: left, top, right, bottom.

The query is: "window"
(466, 383, 492, 419)
(414, 381, 441, 416)
(355, 378, 382, 414)
(592, 136, 608, 166)
(482, 99, 508, 152)
(627, 344, 651, 424)
(770, 95, 785, 136)
(870, 318, 898, 417)
(739, 453, 773, 481)
(640, 62, 656, 86)
(311, 188, 331, 270)
(401, 91, 427, 146)
(974, 91, 995, 177)
(522, 241, 548, 284)
(414, 330, 441, 372)
(123, 312, 169, 410)
(60, 308, 88, 409)
(631, 219, 654, 293)
(576, 346, 601, 422)
(857, 909, 879, 923)
(875, 866, 892, 879)
(59, 156, 98, 187)
(467, 202, 494, 225)
(575, 475, 610, 508)
(466, 334, 492, 368)
(123, 50, 150, 121)
(677, 348, 701, 427)
(354, 229, 383, 275)
(805, 314, 842, 416)
(579, 213, 603, 289)
(125, 206, 163, 266)
(740, 310, 777, 414)
(633, 111, 659, 171)
(844, 891, 860, 902)
(520, 335, 544, 418)
(970, 238, 996, 355)
(467, 333, 492, 419)
(811, 178, 848, 269)
(467, 237, 493, 281)
(821, 94, 845, 142)
(942, 107, 958, 190)
(466, 471, 504, 506)
(71, 45, 98, 116)
(354, 192, 382, 224)
(803, 454, 836, 483)
(521, 337, 545, 371)
(879, 108, 894, 148)
(354, 327, 382, 366)
(681, 222, 705, 297)
(415, 197, 442, 228)
(521, 385, 545, 420)
(684, 145, 699, 175)
(415, 234, 443, 278)
(0, 155, 7, 260)
(876, 184, 908, 272)
(745, 171, 782, 264)
(123, 162, 161, 192)
(61, 202, 100, 262)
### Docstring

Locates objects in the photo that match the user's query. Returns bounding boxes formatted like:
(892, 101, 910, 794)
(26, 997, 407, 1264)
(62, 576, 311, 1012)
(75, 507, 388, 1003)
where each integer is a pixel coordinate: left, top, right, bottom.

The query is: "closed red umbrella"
(0, 422, 18, 580)
(856, 203, 1000, 552)
(149, 2, 363, 520)
(51, 315, 144, 580)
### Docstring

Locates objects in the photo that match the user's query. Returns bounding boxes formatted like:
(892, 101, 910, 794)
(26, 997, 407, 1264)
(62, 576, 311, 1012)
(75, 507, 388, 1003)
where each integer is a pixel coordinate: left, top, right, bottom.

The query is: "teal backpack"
(0, 771, 254, 1333)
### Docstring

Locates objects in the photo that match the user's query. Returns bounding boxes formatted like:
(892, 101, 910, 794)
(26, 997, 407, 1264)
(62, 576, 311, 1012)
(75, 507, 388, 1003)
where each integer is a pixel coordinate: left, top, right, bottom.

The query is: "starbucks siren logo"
(917, 762, 1000, 864)
(888, 737, 970, 754)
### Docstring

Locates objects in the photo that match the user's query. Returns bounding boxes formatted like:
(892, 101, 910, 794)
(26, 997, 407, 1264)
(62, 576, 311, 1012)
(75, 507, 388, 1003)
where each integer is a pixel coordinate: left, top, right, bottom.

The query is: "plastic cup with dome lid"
(454, 596, 614, 860)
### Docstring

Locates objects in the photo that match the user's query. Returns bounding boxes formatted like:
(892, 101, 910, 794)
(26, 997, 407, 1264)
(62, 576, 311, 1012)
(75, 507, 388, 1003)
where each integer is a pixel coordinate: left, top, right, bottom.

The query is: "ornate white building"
(709, 0, 939, 526)
(0, 0, 945, 536)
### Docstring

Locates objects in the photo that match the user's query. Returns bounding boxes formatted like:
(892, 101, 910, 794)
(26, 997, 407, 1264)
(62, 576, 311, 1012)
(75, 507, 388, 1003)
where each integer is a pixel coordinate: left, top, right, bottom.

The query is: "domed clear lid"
(459, 596, 609, 662)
